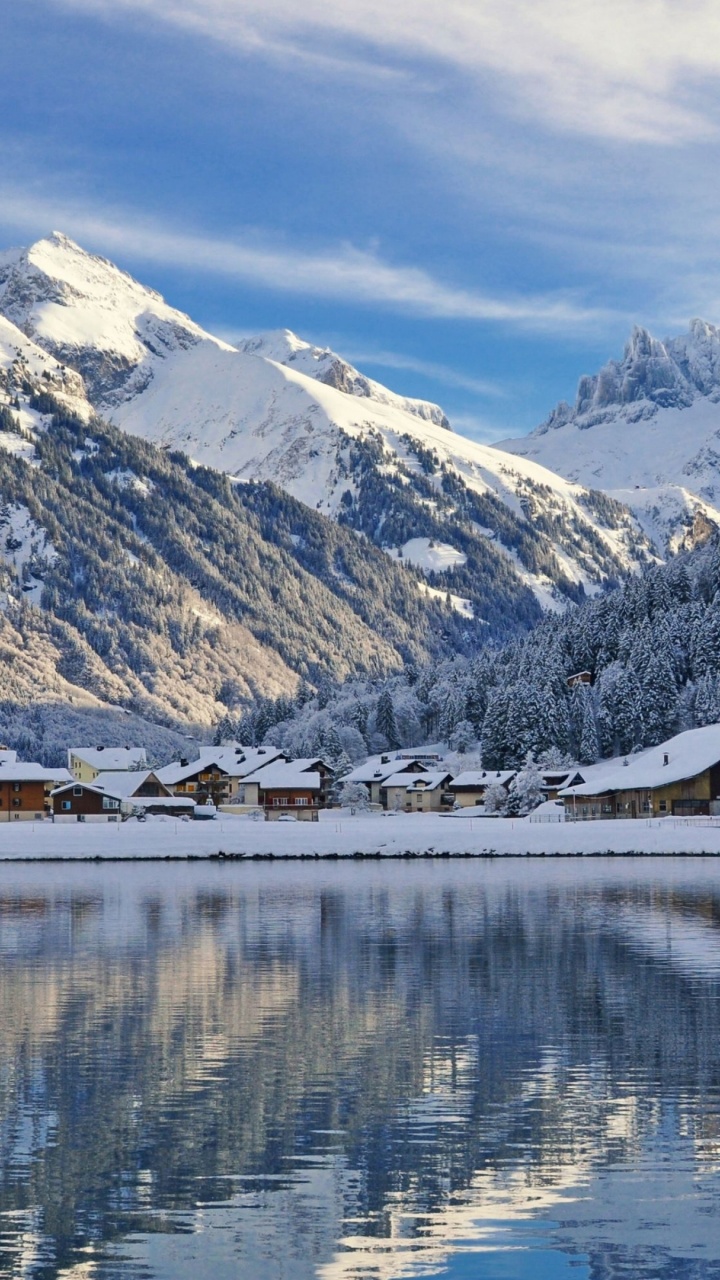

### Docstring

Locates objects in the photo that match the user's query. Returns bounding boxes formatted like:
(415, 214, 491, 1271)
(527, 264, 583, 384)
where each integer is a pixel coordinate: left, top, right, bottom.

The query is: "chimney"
(663, 753, 669, 766)
(180, 758, 189, 767)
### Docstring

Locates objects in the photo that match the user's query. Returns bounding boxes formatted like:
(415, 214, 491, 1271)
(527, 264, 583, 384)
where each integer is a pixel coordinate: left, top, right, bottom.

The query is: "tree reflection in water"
(0, 859, 719, 1279)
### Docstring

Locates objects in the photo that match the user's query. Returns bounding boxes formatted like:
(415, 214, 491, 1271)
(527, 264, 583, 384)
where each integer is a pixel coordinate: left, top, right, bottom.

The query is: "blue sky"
(3, 0, 720, 439)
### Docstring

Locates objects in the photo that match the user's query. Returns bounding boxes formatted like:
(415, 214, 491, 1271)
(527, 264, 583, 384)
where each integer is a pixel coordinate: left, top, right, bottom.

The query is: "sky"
(3, 0, 720, 439)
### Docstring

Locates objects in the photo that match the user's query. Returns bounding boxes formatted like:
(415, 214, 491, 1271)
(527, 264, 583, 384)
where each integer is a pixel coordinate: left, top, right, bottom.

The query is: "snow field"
(2, 813, 720, 860)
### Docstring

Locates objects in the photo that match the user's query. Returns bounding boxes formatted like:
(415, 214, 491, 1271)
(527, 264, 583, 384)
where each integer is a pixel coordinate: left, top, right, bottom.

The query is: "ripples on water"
(0, 858, 719, 1279)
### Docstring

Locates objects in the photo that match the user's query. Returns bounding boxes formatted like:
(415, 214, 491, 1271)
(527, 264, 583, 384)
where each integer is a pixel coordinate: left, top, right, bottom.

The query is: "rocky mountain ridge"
(500, 320, 720, 552)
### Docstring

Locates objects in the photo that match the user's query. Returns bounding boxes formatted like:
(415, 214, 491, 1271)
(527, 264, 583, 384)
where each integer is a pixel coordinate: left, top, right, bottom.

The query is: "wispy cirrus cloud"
(340, 349, 506, 399)
(47, 0, 720, 143)
(0, 190, 611, 331)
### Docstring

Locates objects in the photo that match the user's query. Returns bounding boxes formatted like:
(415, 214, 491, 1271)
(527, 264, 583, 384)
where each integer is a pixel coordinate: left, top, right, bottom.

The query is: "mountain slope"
(0, 234, 656, 617)
(0, 318, 508, 753)
(499, 321, 720, 552)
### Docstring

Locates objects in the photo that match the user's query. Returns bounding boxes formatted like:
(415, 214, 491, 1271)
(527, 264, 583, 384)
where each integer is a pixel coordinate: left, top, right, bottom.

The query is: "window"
(11, 798, 20, 808)
(659, 800, 667, 812)
(273, 797, 283, 806)
(73, 786, 82, 796)
(102, 797, 120, 811)
(12, 783, 20, 792)
(295, 797, 308, 806)
(61, 801, 71, 811)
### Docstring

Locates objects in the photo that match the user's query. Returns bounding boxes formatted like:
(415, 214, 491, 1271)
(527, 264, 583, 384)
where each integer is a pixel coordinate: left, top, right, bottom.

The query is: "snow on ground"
(417, 581, 474, 618)
(3, 813, 720, 860)
(0, 503, 57, 604)
(387, 537, 467, 572)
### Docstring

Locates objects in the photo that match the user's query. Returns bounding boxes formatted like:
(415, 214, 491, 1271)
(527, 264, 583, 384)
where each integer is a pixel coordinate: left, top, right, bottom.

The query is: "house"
(560, 725, 720, 820)
(68, 747, 147, 784)
(94, 771, 196, 816)
(343, 755, 429, 806)
(566, 671, 592, 688)
(158, 745, 287, 808)
(447, 770, 516, 808)
(0, 763, 72, 821)
(241, 758, 333, 820)
(381, 771, 455, 813)
(52, 770, 195, 821)
(540, 769, 585, 801)
(51, 780, 126, 822)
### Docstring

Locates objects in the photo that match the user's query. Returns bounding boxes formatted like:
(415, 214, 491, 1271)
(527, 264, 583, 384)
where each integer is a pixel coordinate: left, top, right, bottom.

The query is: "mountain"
(0, 233, 655, 624)
(499, 321, 720, 553)
(0, 315, 515, 761)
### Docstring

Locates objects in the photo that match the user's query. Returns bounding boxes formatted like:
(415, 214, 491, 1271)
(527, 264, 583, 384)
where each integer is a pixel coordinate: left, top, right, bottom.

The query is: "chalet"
(540, 769, 585, 801)
(241, 759, 333, 821)
(158, 746, 287, 808)
(343, 755, 429, 806)
(52, 780, 126, 822)
(0, 763, 72, 821)
(94, 771, 195, 816)
(381, 771, 455, 813)
(68, 747, 147, 784)
(560, 725, 720, 820)
(566, 671, 592, 688)
(52, 770, 195, 821)
(447, 770, 516, 808)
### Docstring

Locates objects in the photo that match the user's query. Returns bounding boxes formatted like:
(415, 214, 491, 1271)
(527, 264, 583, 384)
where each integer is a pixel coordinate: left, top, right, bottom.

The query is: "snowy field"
(2, 812, 720, 859)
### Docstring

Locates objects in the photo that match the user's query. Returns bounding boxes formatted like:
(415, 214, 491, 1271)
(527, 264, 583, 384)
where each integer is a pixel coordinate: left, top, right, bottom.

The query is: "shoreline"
(1, 813, 720, 860)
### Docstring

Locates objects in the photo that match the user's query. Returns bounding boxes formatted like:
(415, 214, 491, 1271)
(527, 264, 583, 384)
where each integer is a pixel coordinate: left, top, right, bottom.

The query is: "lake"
(1, 857, 719, 1279)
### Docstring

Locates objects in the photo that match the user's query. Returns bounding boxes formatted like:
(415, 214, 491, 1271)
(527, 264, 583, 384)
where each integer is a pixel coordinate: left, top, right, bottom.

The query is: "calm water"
(1, 859, 720, 1279)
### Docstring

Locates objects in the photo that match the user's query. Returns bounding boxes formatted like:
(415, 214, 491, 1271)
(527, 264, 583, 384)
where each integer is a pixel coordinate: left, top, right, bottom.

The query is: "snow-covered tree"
(338, 780, 371, 812)
(505, 752, 544, 816)
(483, 781, 508, 815)
(375, 689, 401, 750)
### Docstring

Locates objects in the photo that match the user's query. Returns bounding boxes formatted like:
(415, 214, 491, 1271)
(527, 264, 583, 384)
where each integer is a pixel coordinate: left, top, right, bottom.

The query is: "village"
(2, 722, 720, 829)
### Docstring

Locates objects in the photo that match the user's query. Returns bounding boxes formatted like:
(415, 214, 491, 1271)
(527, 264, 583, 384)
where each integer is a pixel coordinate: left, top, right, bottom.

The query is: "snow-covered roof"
(0, 765, 72, 783)
(51, 780, 125, 800)
(345, 756, 429, 784)
(92, 770, 171, 798)
(0, 751, 18, 765)
(157, 746, 286, 786)
(242, 761, 324, 790)
(384, 771, 452, 791)
(133, 795, 195, 809)
(69, 747, 147, 771)
(560, 725, 720, 798)
(449, 770, 516, 788)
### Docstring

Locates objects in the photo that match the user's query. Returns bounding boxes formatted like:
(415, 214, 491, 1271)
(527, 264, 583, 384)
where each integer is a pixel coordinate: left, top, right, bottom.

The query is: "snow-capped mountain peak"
(237, 328, 451, 428)
(0, 232, 658, 622)
(0, 232, 230, 405)
(499, 318, 720, 550)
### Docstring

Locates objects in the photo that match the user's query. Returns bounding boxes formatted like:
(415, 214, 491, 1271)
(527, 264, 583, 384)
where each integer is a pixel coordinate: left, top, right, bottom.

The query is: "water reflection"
(0, 860, 719, 1278)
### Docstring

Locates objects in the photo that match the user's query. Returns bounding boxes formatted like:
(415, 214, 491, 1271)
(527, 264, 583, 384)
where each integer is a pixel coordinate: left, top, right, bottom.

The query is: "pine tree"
(376, 689, 401, 749)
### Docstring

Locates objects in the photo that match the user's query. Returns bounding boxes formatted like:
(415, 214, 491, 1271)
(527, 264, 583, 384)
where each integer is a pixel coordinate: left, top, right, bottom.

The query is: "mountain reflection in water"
(0, 859, 719, 1279)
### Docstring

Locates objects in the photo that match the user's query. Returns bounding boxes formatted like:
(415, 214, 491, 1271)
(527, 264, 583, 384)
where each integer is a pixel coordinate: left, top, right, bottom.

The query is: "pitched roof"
(242, 761, 324, 790)
(560, 725, 720, 798)
(448, 770, 516, 788)
(92, 770, 172, 798)
(69, 747, 147, 771)
(383, 771, 453, 791)
(345, 756, 429, 784)
(0, 764, 72, 783)
(157, 746, 286, 786)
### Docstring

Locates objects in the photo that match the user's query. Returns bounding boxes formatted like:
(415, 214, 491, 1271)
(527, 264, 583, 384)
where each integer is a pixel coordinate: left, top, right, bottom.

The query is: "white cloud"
(0, 191, 609, 330)
(340, 349, 506, 398)
(50, 0, 720, 143)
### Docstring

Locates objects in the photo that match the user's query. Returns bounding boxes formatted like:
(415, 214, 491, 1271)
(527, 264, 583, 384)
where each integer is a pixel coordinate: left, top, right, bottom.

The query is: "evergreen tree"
(375, 689, 401, 749)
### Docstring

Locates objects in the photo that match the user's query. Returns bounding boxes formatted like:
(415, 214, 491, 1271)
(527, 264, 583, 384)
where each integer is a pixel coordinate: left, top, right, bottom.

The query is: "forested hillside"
(0, 391, 492, 761)
(230, 539, 720, 770)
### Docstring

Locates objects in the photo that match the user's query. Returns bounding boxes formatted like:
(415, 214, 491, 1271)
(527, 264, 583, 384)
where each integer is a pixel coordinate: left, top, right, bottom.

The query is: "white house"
(68, 747, 147, 784)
